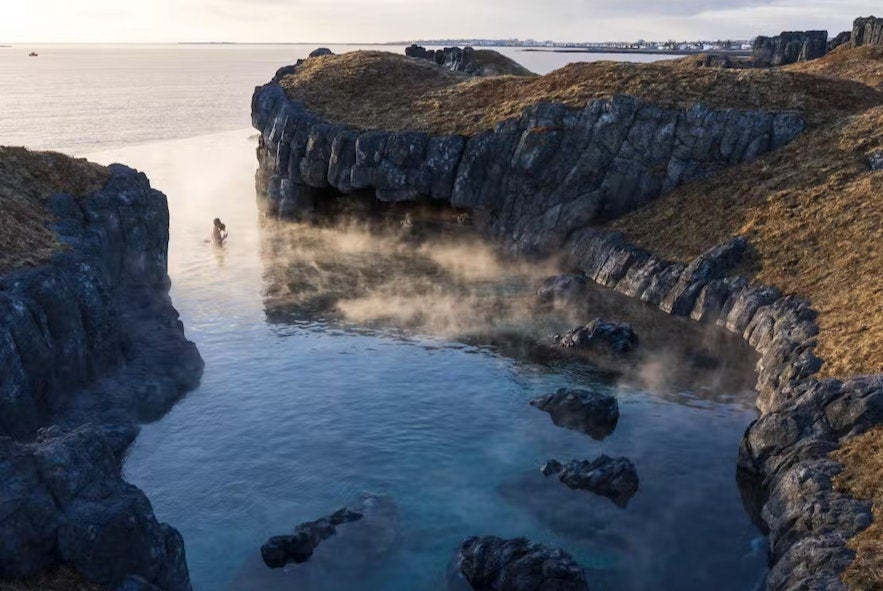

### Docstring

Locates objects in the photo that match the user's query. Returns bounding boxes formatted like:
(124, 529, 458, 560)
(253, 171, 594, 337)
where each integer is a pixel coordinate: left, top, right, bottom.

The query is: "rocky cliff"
(252, 80, 804, 255)
(404, 45, 534, 76)
(852, 16, 883, 47)
(752, 31, 829, 66)
(0, 163, 203, 590)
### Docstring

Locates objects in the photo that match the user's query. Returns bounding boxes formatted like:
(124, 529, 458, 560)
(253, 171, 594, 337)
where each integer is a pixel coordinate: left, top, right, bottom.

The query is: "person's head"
(213, 218, 226, 231)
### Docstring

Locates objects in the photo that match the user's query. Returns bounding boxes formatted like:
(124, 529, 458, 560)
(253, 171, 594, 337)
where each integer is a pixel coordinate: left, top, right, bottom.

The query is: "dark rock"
(752, 31, 828, 66)
(309, 48, 334, 58)
(536, 274, 587, 303)
(0, 427, 191, 590)
(827, 31, 852, 52)
(405, 45, 531, 77)
(252, 84, 805, 254)
(544, 455, 639, 507)
(852, 16, 883, 47)
(553, 319, 637, 354)
(540, 459, 564, 476)
(260, 494, 397, 570)
(869, 151, 883, 171)
(452, 535, 588, 591)
(661, 236, 748, 316)
(117, 575, 163, 591)
(530, 387, 619, 440)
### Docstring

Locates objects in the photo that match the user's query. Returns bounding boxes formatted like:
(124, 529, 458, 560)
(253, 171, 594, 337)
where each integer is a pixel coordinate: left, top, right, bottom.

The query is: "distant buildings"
(390, 38, 753, 53)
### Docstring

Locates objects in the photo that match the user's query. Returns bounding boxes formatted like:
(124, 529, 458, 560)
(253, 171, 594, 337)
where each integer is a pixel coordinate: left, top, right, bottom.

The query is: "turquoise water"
(87, 131, 767, 591)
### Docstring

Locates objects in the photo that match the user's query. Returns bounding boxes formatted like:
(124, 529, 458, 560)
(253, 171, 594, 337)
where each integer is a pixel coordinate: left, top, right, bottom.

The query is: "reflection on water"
(87, 131, 766, 591)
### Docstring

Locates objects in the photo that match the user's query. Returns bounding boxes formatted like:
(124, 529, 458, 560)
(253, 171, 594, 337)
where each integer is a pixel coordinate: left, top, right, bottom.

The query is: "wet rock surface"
(451, 535, 588, 591)
(553, 319, 638, 354)
(752, 31, 828, 66)
(530, 388, 619, 440)
(0, 165, 202, 590)
(253, 79, 804, 254)
(542, 456, 640, 507)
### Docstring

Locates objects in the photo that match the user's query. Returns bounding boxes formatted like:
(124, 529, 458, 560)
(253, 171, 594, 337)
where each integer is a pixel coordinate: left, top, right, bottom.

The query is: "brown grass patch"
(786, 45, 883, 90)
(0, 566, 102, 591)
(0, 146, 108, 275)
(831, 427, 883, 590)
(612, 106, 883, 378)
(280, 51, 882, 135)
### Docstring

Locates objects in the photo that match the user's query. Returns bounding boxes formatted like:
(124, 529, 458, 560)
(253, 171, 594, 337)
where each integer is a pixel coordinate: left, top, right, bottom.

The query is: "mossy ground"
(0, 146, 108, 274)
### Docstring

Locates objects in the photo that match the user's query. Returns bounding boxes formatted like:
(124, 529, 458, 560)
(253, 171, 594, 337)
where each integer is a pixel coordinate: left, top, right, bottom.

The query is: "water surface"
(87, 131, 767, 591)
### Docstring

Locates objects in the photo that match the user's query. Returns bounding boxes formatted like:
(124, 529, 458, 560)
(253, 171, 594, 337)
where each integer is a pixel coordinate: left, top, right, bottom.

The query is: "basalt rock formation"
(0, 164, 203, 590)
(828, 31, 852, 52)
(253, 77, 804, 255)
(752, 31, 829, 66)
(542, 455, 640, 507)
(852, 16, 883, 47)
(261, 505, 364, 568)
(451, 536, 588, 591)
(553, 319, 638, 354)
(404, 45, 533, 77)
(530, 388, 619, 440)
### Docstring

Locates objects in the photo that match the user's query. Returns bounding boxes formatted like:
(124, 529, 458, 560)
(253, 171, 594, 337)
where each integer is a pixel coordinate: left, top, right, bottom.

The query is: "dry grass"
(612, 106, 883, 378)
(787, 45, 883, 90)
(280, 50, 882, 135)
(831, 427, 883, 590)
(0, 566, 102, 591)
(0, 146, 108, 275)
(466, 49, 535, 76)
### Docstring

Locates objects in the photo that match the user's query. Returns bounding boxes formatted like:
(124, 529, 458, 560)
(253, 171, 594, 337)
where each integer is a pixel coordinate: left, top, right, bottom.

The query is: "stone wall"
(0, 164, 203, 591)
(252, 81, 804, 255)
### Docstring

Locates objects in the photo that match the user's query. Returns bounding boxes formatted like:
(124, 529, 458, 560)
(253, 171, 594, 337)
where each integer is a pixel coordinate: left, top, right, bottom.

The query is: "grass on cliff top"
(468, 49, 535, 76)
(279, 50, 882, 135)
(786, 44, 883, 90)
(612, 105, 883, 378)
(0, 146, 109, 275)
(831, 427, 883, 590)
(0, 566, 102, 591)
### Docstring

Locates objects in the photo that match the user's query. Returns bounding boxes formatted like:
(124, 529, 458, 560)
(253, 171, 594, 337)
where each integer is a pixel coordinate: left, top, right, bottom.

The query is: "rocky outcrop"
(252, 80, 804, 254)
(261, 494, 398, 570)
(553, 319, 638, 354)
(828, 31, 852, 52)
(0, 165, 202, 590)
(530, 388, 619, 440)
(541, 455, 640, 507)
(451, 536, 588, 591)
(536, 274, 587, 304)
(752, 31, 828, 66)
(0, 427, 189, 590)
(852, 16, 883, 47)
(869, 151, 883, 171)
(404, 45, 532, 77)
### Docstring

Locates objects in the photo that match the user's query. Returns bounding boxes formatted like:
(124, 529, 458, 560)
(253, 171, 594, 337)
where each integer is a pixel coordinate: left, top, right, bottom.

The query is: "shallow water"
(86, 131, 767, 591)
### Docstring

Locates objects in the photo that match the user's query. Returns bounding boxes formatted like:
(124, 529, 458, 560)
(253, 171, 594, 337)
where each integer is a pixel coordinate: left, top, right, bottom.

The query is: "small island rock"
(543, 455, 640, 507)
(553, 319, 637, 354)
(530, 388, 619, 440)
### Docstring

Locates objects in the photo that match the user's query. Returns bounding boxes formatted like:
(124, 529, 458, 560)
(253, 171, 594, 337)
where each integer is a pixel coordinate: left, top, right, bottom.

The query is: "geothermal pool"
(90, 131, 767, 591)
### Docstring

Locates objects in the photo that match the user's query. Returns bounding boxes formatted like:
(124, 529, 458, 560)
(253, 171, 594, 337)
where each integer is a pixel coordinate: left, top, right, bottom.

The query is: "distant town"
(388, 38, 755, 53)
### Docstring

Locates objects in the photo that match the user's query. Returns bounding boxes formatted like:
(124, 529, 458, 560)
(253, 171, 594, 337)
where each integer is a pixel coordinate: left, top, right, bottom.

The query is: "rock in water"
(543, 456, 639, 507)
(537, 274, 588, 304)
(451, 536, 588, 591)
(530, 388, 619, 440)
(553, 319, 637, 354)
(260, 494, 397, 570)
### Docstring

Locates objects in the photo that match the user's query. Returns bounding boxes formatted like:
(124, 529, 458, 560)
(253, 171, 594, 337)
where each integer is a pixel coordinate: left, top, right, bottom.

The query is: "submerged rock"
(553, 319, 637, 354)
(451, 535, 588, 591)
(530, 388, 619, 440)
(260, 494, 397, 570)
(537, 274, 588, 304)
(543, 455, 639, 507)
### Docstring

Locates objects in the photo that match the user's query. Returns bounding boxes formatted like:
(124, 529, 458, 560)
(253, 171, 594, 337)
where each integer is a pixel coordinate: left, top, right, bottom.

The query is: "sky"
(0, 0, 872, 43)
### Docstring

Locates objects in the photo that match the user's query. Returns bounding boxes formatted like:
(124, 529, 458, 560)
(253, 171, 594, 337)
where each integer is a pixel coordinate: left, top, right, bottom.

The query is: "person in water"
(212, 218, 228, 246)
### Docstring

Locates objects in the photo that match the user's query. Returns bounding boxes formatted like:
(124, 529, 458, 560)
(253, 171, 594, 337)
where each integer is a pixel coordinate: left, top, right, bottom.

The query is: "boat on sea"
(28, 52, 38, 57)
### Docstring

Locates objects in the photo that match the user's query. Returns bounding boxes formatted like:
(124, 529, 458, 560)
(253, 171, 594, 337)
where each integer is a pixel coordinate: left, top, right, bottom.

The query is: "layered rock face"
(852, 16, 883, 47)
(0, 165, 203, 590)
(252, 81, 804, 254)
(752, 31, 828, 66)
(404, 45, 531, 76)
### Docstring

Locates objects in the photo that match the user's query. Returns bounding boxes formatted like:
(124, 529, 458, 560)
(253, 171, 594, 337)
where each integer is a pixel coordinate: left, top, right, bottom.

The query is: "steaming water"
(84, 131, 767, 591)
(3, 44, 764, 591)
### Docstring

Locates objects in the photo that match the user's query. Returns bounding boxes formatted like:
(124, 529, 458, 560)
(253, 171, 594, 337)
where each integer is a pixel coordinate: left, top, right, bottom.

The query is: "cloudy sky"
(0, 0, 871, 43)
